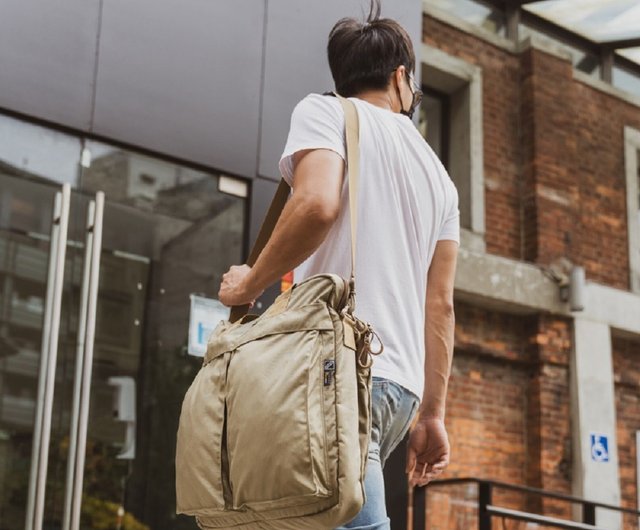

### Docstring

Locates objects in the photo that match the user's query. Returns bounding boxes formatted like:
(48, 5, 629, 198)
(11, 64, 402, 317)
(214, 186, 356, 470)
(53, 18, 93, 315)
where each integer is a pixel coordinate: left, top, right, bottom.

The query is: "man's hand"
(406, 416, 450, 487)
(218, 265, 262, 307)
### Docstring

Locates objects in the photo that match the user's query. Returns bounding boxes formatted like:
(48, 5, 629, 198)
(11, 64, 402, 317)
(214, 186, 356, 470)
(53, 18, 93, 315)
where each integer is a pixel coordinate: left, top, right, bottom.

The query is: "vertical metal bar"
(25, 191, 62, 530)
(414, 486, 426, 530)
(70, 192, 104, 530)
(582, 502, 596, 525)
(506, 3, 520, 42)
(601, 49, 614, 84)
(33, 183, 71, 530)
(478, 481, 492, 530)
(61, 200, 95, 530)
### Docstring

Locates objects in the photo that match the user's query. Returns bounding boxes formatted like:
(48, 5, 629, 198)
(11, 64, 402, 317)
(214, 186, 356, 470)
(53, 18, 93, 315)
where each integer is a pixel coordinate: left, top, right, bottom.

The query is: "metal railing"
(412, 478, 640, 530)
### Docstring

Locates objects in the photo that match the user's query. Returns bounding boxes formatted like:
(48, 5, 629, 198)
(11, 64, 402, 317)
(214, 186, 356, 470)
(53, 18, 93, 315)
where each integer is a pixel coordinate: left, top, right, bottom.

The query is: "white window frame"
(421, 44, 485, 252)
(624, 126, 640, 294)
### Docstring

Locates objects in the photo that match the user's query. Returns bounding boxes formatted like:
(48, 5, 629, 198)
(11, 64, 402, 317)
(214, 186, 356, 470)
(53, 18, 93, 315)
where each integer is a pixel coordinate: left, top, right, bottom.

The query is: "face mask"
(396, 72, 423, 120)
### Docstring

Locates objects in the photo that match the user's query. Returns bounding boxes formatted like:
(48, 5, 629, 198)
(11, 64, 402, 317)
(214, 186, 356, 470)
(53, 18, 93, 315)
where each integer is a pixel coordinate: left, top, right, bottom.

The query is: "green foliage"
(81, 495, 149, 530)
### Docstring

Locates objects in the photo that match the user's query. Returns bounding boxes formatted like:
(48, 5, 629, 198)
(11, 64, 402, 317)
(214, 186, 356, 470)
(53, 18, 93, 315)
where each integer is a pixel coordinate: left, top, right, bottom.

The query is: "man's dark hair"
(327, 0, 415, 97)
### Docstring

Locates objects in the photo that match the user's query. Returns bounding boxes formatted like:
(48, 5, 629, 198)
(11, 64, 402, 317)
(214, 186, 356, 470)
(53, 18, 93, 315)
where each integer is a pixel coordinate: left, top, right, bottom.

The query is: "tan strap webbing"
(230, 95, 360, 322)
(340, 95, 359, 290)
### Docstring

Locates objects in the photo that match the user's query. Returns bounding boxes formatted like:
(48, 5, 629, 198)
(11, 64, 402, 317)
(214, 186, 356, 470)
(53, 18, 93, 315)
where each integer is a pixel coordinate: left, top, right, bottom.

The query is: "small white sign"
(188, 294, 229, 357)
(590, 433, 610, 463)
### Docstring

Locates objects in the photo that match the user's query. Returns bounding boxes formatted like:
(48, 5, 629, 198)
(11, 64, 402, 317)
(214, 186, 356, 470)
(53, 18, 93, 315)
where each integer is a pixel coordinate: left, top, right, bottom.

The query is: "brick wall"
(403, 302, 573, 528)
(572, 82, 640, 290)
(394, 12, 640, 530)
(423, 14, 640, 290)
(613, 335, 640, 530)
(526, 315, 572, 517)
(423, 15, 523, 261)
(447, 303, 534, 491)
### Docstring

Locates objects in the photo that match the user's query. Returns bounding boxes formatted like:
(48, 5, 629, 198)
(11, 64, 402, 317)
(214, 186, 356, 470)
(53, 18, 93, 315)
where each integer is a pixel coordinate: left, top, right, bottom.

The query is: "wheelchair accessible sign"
(590, 433, 610, 463)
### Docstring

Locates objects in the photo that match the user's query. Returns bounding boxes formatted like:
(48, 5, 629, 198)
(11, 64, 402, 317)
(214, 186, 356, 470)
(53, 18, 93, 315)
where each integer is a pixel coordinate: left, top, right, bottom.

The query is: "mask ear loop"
(395, 69, 416, 119)
(394, 74, 410, 117)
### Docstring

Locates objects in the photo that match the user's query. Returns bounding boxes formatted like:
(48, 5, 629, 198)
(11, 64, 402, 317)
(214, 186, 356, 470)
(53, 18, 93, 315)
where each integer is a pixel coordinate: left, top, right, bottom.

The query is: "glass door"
(0, 115, 85, 530)
(0, 113, 248, 530)
(72, 141, 246, 530)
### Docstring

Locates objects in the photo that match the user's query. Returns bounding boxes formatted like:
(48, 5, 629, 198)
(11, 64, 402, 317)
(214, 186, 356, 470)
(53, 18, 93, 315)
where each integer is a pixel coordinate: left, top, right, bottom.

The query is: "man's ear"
(395, 65, 406, 89)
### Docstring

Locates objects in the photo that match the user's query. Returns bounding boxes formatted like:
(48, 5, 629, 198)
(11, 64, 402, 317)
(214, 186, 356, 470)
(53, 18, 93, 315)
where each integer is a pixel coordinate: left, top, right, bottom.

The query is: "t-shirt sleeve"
(437, 184, 461, 244)
(278, 94, 346, 186)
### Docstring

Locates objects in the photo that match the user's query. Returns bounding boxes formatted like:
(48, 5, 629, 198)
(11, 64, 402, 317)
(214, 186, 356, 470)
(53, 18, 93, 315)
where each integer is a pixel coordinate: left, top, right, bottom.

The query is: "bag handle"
(230, 95, 360, 322)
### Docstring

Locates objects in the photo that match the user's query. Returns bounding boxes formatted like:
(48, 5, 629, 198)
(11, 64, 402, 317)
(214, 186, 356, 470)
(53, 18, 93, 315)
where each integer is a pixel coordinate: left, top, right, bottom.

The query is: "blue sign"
(590, 433, 610, 463)
(188, 294, 230, 357)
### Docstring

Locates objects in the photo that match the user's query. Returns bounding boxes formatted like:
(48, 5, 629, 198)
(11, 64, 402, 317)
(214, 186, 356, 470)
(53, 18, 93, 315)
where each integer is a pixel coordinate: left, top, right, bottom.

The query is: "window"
(420, 45, 485, 249)
(522, 1, 640, 91)
(624, 127, 640, 293)
(613, 66, 640, 98)
(419, 88, 450, 169)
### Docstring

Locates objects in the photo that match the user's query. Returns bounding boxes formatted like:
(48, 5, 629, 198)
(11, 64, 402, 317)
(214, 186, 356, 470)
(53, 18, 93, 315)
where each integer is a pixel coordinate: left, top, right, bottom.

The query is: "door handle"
(25, 184, 71, 530)
(62, 197, 98, 530)
(63, 191, 105, 530)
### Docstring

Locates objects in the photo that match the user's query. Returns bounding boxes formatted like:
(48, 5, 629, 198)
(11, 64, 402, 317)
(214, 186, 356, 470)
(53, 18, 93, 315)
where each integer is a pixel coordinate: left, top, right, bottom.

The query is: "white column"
(571, 317, 622, 529)
(636, 431, 640, 529)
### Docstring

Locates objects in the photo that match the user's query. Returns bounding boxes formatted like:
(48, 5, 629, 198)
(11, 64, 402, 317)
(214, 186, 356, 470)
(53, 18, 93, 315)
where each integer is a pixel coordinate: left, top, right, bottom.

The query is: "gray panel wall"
(0, 0, 421, 181)
(0, 0, 100, 130)
(93, 0, 265, 177)
(258, 0, 422, 180)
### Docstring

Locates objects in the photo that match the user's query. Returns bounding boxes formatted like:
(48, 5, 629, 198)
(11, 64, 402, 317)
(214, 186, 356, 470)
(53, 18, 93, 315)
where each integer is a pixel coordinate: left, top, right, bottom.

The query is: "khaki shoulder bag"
(175, 95, 382, 530)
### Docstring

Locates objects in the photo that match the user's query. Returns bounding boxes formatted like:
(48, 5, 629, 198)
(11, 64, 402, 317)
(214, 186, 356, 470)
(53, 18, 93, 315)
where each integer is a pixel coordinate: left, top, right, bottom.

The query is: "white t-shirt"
(279, 93, 460, 400)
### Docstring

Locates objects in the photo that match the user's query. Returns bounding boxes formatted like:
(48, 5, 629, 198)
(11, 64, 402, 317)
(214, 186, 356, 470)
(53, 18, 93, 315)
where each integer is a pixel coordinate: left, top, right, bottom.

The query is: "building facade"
(0, 1, 639, 530)
(401, 2, 640, 530)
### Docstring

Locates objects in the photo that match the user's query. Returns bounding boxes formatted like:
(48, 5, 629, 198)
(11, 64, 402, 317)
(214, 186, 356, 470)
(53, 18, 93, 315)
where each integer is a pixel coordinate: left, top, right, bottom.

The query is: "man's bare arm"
(218, 148, 344, 306)
(421, 239, 458, 419)
(406, 239, 458, 486)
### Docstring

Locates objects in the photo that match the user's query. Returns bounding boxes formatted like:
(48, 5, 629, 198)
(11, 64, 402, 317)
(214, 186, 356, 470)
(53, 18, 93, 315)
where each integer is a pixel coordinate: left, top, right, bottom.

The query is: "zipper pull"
(323, 359, 336, 386)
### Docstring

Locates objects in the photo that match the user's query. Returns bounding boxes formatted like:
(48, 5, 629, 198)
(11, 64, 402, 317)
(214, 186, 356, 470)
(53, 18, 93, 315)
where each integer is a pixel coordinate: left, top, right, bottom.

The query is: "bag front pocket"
(225, 328, 335, 512)
(175, 357, 228, 514)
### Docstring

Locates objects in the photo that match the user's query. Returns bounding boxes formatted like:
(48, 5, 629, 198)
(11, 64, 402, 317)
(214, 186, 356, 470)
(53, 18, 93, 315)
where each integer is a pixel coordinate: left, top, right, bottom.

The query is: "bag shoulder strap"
(230, 95, 360, 322)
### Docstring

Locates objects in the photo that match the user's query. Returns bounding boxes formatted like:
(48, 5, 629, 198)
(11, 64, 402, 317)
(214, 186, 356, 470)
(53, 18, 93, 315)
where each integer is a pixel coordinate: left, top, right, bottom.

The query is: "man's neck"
(353, 90, 396, 112)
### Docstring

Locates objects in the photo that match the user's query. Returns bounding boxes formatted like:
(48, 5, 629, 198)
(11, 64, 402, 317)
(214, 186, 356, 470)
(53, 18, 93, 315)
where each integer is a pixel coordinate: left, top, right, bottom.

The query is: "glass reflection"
(78, 141, 246, 529)
(419, 90, 449, 168)
(0, 115, 81, 188)
(0, 114, 246, 530)
(613, 65, 640, 97)
(0, 115, 83, 529)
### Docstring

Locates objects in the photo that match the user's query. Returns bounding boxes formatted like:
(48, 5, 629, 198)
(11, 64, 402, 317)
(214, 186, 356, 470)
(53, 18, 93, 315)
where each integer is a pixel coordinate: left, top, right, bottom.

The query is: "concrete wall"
(571, 318, 622, 529)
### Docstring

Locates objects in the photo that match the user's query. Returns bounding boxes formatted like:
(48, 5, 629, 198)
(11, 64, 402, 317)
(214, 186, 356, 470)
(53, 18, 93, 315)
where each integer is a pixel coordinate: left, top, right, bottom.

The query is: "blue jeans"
(336, 377, 420, 530)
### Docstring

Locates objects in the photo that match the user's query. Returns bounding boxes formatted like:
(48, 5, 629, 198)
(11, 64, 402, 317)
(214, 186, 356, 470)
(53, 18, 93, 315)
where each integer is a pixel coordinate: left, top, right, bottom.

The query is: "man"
(219, 1, 459, 528)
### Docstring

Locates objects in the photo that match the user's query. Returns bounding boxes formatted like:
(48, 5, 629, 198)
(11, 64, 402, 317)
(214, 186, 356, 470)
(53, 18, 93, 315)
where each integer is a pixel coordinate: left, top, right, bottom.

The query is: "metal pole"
(69, 192, 104, 530)
(478, 481, 492, 530)
(33, 183, 71, 530)
(25, 191, 62, 530)
(600, 49, 614, 84)
(62, 200, 95, 530)
(505, 3, 520, 42)
(582, 502, 596, 525)
(414, 486, 426, 530)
